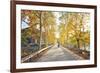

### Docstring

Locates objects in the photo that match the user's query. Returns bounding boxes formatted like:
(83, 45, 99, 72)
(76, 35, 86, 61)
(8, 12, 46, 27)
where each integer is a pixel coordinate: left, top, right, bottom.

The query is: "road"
(31, 44, 84, 62)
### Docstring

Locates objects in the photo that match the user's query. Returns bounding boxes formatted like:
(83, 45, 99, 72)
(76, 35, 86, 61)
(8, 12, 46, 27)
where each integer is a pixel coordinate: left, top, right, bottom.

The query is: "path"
(32, 44, 83, 62)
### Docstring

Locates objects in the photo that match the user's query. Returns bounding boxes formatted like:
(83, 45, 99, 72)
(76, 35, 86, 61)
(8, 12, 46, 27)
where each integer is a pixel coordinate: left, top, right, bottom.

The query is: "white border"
(16, 5, 94, 69)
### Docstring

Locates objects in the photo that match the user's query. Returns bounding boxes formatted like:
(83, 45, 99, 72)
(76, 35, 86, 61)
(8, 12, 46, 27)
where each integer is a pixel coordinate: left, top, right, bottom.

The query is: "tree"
(42, 11, 56, 46)
(21, 10, 56, 49)
(59, 12, 90, 51)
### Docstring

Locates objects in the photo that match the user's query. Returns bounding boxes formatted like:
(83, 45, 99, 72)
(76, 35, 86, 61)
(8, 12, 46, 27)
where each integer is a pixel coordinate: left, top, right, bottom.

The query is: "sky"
(53, 12, 61, 39)
(21, 16, 30, 29)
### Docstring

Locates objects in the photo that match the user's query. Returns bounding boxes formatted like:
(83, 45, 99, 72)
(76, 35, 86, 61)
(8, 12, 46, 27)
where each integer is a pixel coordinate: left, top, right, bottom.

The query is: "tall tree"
(59, 12, 90, 51)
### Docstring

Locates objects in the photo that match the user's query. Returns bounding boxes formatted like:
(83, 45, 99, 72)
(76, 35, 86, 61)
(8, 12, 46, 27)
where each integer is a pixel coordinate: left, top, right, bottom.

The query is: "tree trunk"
(83, 42, 86, 50)
(77, 38, 80, 50)
(39, 12, 42, 50)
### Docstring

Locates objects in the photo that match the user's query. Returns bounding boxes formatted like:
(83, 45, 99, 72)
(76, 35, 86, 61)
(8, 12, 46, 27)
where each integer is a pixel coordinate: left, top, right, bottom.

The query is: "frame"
(11, 0, 97, 72)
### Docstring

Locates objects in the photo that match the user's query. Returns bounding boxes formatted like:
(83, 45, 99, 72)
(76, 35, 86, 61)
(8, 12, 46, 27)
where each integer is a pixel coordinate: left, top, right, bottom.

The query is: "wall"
(0, 0, 99, 73)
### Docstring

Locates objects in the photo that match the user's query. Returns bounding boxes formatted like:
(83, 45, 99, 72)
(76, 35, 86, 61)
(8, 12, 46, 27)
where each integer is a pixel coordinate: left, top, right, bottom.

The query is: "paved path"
(33, 45, 83, 62)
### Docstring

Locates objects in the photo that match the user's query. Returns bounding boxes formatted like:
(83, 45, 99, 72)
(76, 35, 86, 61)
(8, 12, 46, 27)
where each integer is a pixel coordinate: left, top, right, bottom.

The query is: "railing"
(21, 45, 53, 63)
